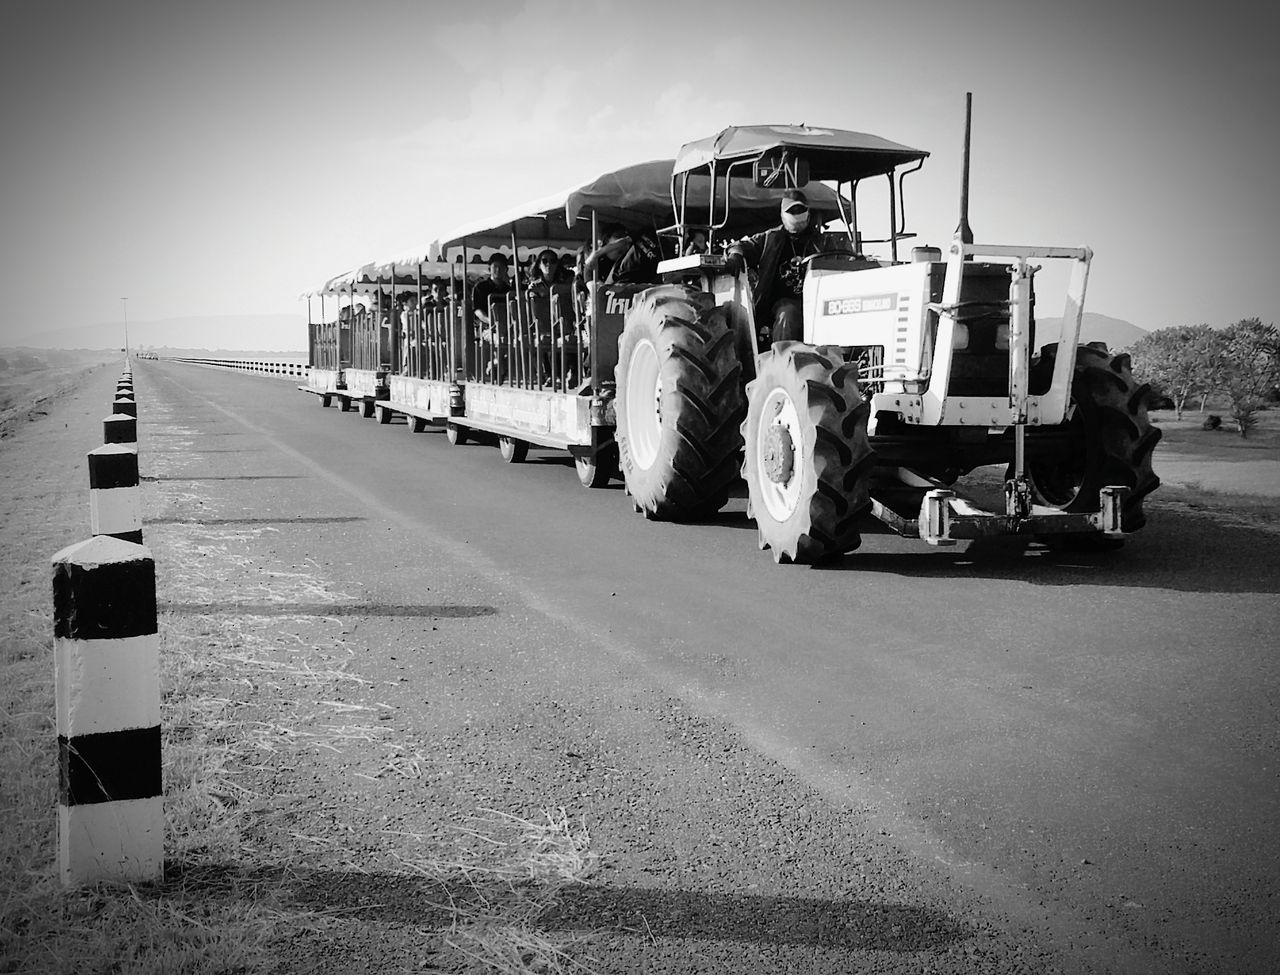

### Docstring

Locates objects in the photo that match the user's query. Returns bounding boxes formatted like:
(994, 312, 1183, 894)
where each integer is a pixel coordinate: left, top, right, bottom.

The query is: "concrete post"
(112, 397, 137, 418)
(103, 414, 137, 445)
(88, 445, 142, 544)
(52, 535, 162, 886)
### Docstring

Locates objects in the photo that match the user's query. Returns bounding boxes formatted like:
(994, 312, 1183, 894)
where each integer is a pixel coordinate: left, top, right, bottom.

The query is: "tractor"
(613, 100, 1161, 562)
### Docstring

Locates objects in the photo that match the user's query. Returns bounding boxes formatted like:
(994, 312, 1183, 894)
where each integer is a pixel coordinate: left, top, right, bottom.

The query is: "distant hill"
(1038, 312, 1147, 351)
(11, 314, 305, 354)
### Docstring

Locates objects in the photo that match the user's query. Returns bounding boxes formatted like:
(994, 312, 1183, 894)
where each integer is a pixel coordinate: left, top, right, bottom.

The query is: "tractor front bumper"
(874, 485, 1129, 547)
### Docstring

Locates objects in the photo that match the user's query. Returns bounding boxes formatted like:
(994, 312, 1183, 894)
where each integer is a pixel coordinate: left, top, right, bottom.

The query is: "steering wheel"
(801, 250, 859, 266)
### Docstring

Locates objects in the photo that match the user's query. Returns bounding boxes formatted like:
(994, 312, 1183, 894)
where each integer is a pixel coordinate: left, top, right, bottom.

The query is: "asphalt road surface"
(139, 360, 1279, 972)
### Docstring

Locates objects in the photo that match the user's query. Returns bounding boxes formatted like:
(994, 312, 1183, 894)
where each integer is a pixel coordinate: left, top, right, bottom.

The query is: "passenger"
(725, 189, 833, 345)
(523, 250, 572, 385)
(526, 248, 574, 293)
(399, 292, 418, 368)
(471, 253, 515, 381)
(683, 229, 709, 256)
(378, 293, 394, 369)
(582, 223, 662, 284)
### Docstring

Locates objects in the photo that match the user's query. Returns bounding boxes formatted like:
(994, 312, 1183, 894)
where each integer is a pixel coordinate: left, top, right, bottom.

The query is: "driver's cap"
(781, 188, 809, 213)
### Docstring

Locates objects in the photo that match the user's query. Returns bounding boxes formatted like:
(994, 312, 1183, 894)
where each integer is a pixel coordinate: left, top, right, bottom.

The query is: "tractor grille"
(945, 264, 1033, 397)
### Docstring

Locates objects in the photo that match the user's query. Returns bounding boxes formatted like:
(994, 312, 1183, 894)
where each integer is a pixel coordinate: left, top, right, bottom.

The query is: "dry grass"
(396, 809, 601, 975)
(2, 500, 602, 974)
(0, 351, 118, 437)
(1150, 407, 1280, 457)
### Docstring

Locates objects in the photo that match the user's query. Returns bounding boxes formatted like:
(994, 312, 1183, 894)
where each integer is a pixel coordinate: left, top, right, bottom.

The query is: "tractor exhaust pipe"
(955, 92, 974, 248)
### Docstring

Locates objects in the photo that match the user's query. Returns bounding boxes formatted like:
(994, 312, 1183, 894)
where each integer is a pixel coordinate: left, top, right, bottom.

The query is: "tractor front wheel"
(743, 342, 875, 564)
(615, 286, 744, 520)
(1026, 344, 1161, 539)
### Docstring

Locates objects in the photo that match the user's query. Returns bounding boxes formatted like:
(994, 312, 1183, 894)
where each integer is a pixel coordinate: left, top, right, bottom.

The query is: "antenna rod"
(956, 92, 974, 247)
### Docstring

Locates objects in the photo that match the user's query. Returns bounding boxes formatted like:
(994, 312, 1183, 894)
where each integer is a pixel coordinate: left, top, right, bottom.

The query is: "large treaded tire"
(743, 342, 875, 564)
(615, 286, 745, 520)
(1028, 344, 1162, 533)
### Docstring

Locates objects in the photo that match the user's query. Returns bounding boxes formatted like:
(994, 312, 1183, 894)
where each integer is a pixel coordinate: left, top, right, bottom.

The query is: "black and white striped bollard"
(52, 535, 162, 885)
(89, 444, 142, 544)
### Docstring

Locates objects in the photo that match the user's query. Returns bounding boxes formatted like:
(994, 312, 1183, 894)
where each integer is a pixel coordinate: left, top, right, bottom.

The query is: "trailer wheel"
(339, 396, 352, 412)
(615, 286, 744, 520)
(1026, 344, 1161, 536)
(743, 342, 874, 564)
(499, 436, 528, 464)
(405, 415, 427, 434)
(575, 445, 617, 488)
(320, 393, 331, 408)
(361, 398, 376, 419)
(375, 404, 393, 424)
(445, 422, 468, 446)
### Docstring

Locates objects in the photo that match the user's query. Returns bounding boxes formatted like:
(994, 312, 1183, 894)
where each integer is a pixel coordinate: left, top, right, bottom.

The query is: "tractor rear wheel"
(615, 286, 744, 520)
(743, 343, 874, 564)
(1026, 344, 1161, 537)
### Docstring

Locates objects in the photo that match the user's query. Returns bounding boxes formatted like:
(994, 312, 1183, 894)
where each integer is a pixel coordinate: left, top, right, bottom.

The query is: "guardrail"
(164, 357, 311, 379)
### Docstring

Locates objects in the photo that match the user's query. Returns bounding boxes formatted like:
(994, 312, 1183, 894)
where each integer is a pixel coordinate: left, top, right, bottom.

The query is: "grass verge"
(1, 532, 601, 975)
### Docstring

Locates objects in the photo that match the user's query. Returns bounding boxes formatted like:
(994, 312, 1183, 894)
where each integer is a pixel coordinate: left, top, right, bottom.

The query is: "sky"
(1, 0, 1276, 347)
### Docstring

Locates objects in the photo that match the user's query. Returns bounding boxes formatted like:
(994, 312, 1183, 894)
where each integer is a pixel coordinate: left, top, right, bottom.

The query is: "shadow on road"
(166, 861, 971, 953)
(160, 601, 498, 618)
(827, 507, 1279, 594)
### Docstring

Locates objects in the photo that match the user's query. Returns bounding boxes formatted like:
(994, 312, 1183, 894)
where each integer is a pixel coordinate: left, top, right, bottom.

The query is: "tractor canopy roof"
(674, 124, 928, 182)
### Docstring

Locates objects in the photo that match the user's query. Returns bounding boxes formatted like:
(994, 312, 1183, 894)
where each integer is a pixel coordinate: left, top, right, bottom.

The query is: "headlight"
(995, 323, 1010, 350)
(951, 323, 969, 350)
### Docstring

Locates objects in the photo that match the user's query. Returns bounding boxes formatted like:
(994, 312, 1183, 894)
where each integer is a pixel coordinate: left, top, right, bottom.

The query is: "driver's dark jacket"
(729, 224, 827, 323)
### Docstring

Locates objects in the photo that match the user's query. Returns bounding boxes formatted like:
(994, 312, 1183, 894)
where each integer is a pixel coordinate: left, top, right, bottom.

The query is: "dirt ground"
(0, 349, 121, 439)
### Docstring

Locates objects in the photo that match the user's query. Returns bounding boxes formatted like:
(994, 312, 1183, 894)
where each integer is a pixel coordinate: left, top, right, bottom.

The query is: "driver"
(725, 189, 827, 345)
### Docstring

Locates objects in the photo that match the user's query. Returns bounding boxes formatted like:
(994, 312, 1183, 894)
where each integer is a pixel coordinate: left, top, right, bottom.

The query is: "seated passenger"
(527, 248, 574, 294)
(399, 292, 418, 365)
(682, 229, 709, 256)
(724, 189, 827, 346)
(471, 253, 515, 381)
(582, 223, 661, 284)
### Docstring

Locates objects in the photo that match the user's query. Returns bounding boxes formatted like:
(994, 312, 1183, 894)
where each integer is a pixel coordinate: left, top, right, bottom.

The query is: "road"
(139, 360, 1279, 972)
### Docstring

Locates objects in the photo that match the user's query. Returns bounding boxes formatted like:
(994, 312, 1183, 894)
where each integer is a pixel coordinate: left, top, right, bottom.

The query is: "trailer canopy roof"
(305, 152, 855, 294)
(674, 124, 927, 182)
(417, 158, 849, 263)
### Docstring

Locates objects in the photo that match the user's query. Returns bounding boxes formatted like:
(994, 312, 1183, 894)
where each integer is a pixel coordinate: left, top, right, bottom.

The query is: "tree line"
(1128, 318, 1280, 438)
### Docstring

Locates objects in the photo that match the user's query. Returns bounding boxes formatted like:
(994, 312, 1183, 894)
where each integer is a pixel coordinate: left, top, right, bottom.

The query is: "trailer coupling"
(875, 485, 1129, 546)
